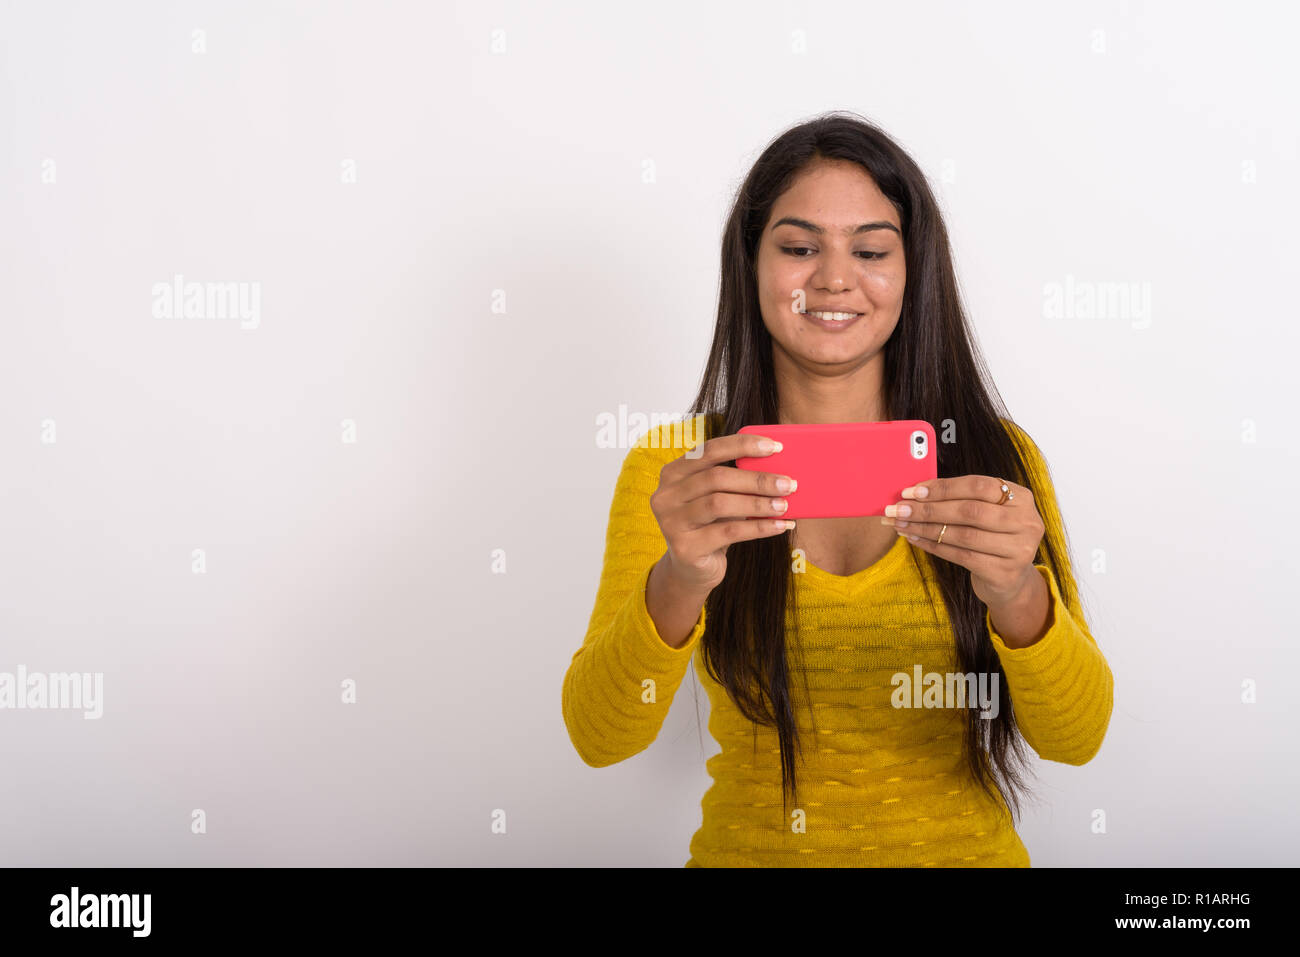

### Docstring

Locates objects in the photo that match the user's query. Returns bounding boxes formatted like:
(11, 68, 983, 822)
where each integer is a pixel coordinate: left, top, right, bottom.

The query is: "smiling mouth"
(801, 310, 862, 323)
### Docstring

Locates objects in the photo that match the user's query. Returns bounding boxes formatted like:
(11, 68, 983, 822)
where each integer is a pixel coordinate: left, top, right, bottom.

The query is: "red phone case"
(734, 421, 937, 519)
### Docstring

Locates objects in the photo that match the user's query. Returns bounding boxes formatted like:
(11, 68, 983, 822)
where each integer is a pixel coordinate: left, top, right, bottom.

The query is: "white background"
(1, 0, 1296, 865)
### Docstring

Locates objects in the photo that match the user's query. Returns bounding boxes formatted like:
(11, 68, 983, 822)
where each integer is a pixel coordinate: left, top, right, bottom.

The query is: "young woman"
(562, 112, 1113, 867)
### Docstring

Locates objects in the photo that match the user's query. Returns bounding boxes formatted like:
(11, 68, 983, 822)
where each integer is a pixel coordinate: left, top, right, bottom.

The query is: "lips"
(802, 310, 861, 320)
(800, 310, 863, 330)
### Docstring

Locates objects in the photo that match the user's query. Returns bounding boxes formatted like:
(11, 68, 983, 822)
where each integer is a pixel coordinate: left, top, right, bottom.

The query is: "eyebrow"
(770, 216, 900, 237)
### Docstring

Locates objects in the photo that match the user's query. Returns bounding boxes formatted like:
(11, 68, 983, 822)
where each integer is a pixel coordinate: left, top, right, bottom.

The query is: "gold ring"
(936, 524, 947, 545)
(996, 480, 1014, 505)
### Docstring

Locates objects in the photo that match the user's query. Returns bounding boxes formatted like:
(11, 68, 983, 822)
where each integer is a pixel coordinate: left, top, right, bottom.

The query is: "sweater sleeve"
(985, 424, 1114, 766)
(562, 432, 707, 768)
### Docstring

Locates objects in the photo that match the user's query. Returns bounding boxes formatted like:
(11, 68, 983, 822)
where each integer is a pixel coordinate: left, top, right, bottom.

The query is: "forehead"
(770, 159, 899, 228)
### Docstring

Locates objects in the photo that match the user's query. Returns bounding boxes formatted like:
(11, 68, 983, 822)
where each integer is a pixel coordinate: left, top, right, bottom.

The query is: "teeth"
(805, 311, 859, 321)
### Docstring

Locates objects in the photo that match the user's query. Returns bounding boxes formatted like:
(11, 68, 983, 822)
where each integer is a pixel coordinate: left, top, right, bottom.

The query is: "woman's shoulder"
(628, 413, 715, 464)
(996, 417, 1051, 480)
(997, 416, 1032, 445)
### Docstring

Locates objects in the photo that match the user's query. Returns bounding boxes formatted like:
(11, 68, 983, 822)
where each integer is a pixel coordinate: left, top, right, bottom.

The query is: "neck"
(773, 354, 889, 424)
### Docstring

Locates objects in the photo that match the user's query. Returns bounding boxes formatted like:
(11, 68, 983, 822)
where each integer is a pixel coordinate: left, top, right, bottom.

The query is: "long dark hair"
(687, 111, 1066, 823)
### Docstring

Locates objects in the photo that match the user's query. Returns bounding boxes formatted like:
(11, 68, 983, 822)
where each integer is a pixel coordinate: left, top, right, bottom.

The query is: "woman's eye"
(780, 247, 884, 260)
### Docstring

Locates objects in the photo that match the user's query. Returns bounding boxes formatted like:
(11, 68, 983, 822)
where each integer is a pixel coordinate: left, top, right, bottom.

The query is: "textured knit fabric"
(562, 415, 1112, 867)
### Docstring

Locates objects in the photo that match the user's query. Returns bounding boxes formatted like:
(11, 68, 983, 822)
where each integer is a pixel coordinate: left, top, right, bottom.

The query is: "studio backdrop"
(1, 0, 1295, 865)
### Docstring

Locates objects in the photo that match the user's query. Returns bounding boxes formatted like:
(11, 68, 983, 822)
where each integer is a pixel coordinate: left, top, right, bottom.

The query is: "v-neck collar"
(798, 533, 911, 598)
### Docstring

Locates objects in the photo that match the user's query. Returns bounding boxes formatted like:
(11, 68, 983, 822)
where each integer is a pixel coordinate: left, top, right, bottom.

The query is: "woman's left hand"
(883, 475, 1044, 608)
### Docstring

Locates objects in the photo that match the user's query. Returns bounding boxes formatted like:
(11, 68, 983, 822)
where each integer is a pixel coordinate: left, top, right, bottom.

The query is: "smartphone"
(734, 420, 937, 519)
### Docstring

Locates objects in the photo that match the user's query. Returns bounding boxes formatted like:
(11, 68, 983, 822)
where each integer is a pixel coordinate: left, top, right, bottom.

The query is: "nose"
(811, 246, 855, 293)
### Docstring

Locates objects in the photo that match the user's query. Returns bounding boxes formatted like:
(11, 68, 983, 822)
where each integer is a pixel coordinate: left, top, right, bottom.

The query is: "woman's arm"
(987, 424, 1114, 765)
(562, 429, 708, 768)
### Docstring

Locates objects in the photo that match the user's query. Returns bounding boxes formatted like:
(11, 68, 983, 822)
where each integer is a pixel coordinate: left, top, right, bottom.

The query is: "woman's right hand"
(648, 431, 796, 594)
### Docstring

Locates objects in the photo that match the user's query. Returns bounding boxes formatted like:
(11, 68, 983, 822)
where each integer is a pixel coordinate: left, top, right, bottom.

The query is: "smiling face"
(755, 157, 906, 385)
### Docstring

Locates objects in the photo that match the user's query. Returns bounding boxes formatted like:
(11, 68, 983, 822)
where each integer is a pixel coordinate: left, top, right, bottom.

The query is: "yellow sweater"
(563, 415, 1113, 867)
